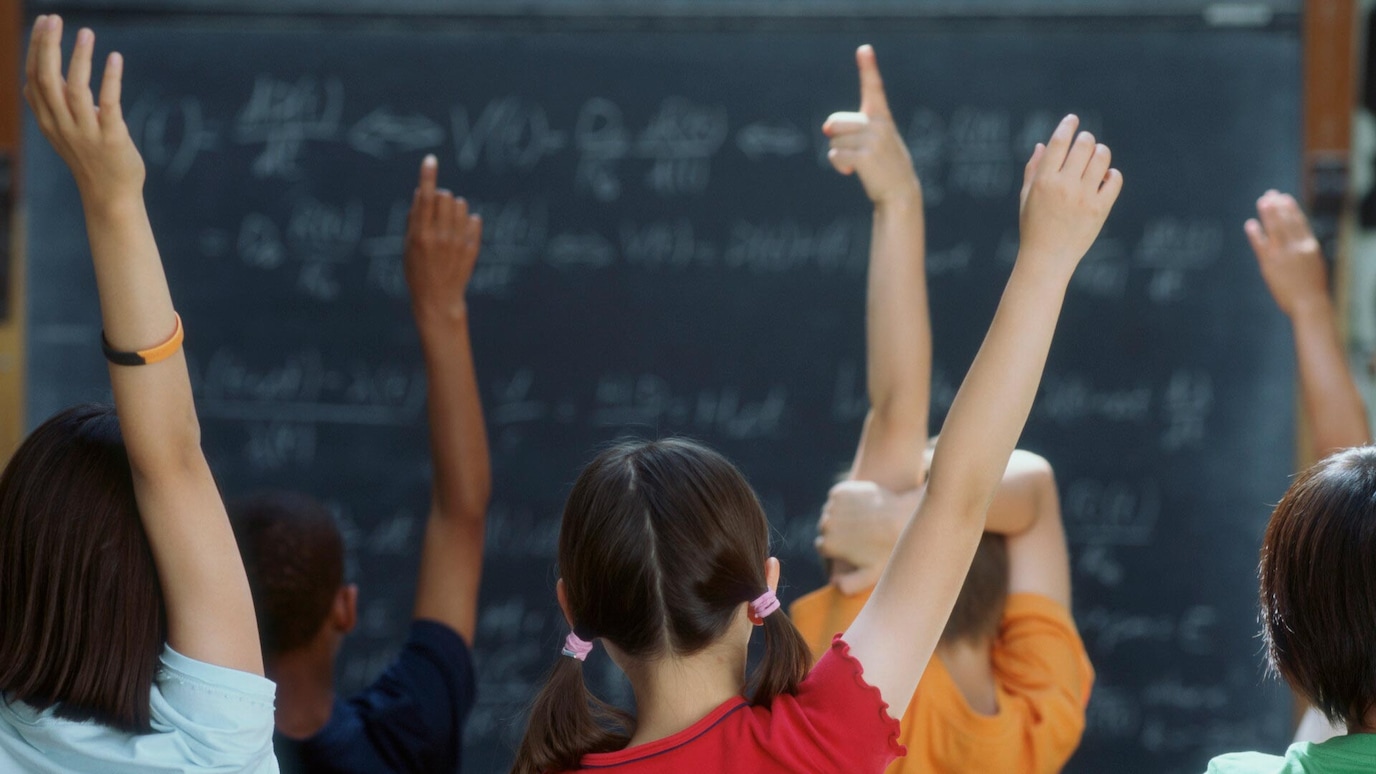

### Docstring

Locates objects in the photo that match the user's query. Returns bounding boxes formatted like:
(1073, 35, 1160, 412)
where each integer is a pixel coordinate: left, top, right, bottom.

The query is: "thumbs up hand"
(823, 45, 921, 206)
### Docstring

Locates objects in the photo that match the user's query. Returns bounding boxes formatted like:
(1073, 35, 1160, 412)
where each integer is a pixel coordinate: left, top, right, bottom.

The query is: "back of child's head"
(228, 492, 345, 659)
(0, 404, 165, 733)
(941, 533, 1009, 647)
(1261, 446, 1376, 731)
(512, 437, 813, 774)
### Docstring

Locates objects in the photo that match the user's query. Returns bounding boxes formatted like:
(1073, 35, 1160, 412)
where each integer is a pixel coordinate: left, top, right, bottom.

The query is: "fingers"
(65, 28, 97, 129)
(856, 45, 891, 119)
(827, 147, 857, 176)
(435, 189, 455, 234)
(415, 155, 439, 227)
(1244, 218, 1268, 257)
(1276, 193, 1313, 240)
(96, 52, 125, 130)
(1042, 114, 1079, 173)
(36, 15, 73, 131)
(824, 113, 870, 176)
(1085, 142, 1111, 184)
(1063, 131, 1096, 175)
(24, 18, 53, 125)
(1257, 192, 1285, 242)
(827, 132, 868, 152)
(1099, 168, 1124, 204)
(822, 111, 868, 138)
(417, 153, 438, 194)
(466, 214, 483, 251)
(1021, 142, 1045, 200)
(24, 17, 44, 103)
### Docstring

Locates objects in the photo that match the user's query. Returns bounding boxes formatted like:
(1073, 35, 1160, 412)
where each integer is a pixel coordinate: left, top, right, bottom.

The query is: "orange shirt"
(789, 587, 1094, 774)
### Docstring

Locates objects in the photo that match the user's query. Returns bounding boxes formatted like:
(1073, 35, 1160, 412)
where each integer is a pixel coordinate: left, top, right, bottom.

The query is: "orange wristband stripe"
(102, 314, 184, 367)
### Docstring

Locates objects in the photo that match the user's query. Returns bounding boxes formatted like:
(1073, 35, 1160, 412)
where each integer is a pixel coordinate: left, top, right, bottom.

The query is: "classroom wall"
(10, 2, 1343, 771)
(1347, 2, 1376, 432)
(1, 0, 24, 458)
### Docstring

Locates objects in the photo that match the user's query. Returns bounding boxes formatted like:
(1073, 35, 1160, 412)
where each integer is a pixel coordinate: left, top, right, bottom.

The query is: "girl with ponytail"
(512, 51, 1124, 773)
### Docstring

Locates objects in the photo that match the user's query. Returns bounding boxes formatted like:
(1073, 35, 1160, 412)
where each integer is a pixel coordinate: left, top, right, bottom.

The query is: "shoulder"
(151, 648, 277, 768)
(346, 620, 475, 716)
(1002, 592, 1075, 627)
(153, 647, 277, 735)
(761, 636, 904, 765)
(1204, 751, 1289, 773)
(307, 622, 474, 771)
(995, 593, 1087, 669)
(992, 593, 1094, 723)
(0, 652, 278, 773)
(403, 619, 474, 671)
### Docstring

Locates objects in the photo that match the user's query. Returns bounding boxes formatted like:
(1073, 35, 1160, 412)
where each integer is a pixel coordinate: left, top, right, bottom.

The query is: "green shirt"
(1207, 735, 1376, 774)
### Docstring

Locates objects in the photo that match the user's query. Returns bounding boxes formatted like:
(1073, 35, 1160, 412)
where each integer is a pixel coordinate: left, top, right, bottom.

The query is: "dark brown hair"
(942, 533, 1009, 646)
(512, 438, 814, 774)
(1260, 446, 1376, 730)
(228, 492, 345, 658)
(0, 404, 166, 733)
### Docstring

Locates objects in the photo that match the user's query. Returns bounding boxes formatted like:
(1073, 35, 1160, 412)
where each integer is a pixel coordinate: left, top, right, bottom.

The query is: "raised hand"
(23, 16, 144, 207)
(1244, 191, 1329, 318)
(816, 480, 922, 595)
(404, 155, 483, 323)
(823, 45, 921, 206)
(1017, 115, 1122, 277)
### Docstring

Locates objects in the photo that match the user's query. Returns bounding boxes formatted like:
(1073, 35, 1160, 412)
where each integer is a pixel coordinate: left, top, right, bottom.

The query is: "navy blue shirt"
(275, 620, 476, 774)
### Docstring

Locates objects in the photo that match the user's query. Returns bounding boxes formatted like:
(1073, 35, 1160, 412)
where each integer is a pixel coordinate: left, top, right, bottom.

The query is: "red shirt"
(567, 637, 906, 773)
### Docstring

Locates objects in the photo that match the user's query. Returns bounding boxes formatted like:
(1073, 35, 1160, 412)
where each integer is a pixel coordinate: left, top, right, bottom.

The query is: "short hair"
(0, 404, 166, 733)
(1260, 446, 1376, 730)
(942, 533, 1009, 646)
(228, 492, 345, 657)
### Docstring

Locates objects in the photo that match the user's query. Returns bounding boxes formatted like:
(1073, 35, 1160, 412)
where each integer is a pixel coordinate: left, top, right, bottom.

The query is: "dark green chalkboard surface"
(23, 10, 1300, 772)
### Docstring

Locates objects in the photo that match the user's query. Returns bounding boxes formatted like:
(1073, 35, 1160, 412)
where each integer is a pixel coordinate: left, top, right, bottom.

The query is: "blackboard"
(22, 15, 1300, 774)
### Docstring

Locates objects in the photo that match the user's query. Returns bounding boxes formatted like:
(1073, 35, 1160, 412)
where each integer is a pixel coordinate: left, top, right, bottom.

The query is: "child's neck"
(268, 641, 338, 740)
(624, 640, 748, 748)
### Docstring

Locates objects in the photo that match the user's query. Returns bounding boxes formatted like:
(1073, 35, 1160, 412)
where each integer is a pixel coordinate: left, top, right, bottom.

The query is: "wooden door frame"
(0, 1, 25, 458)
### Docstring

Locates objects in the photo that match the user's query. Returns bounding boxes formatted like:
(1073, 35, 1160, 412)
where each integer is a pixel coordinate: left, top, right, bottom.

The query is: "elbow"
(126, 407, 207, 482)
(870, 398, 926, 427)
(438, 469, 492, 524)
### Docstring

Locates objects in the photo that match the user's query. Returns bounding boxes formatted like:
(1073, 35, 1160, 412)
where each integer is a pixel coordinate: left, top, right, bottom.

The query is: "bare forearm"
(983, 450, 1052, 535)
(854, 194, 931, 490)
(846, 258, 1071, 702)
(925, 260, 1067, 517)
(1290, 301, 1371, 455)
(86, 194, 201, 474)
(418, 313, 492, 523)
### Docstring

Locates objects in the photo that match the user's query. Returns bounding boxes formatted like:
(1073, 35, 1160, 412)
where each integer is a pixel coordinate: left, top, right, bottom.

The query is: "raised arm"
(844, 116, 1120, 712)
(24, 17, 261, 673)
(1245, 191, 1371, 455)
(816, 449, 1059, 596)
(998, 451, 1071, 607)
(826, 45, 931, 493)
(406, 156, 492, 645)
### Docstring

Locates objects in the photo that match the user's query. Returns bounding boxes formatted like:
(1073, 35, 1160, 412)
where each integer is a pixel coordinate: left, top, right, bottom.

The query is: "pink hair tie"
(562, 631, 595, 662)
(751, 590, 781, 620)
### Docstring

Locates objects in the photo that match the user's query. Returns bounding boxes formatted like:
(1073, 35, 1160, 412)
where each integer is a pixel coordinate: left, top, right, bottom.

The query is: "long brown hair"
(0, 404, 166, 733)
(512, 438, 813, 774)
(1260, 446, 1376, 730)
